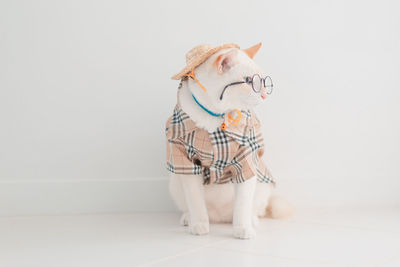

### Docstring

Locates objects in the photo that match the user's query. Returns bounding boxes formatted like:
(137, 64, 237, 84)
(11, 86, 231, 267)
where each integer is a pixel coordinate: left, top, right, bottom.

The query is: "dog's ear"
(243, 43, 262, 59)
(214, 49, 239, 74)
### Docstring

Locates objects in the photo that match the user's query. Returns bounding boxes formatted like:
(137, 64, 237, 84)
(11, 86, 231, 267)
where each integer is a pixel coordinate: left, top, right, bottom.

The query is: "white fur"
(179, 48, 264, 133)
(233, 176, 257, 239)
(169, 47, 292, 239)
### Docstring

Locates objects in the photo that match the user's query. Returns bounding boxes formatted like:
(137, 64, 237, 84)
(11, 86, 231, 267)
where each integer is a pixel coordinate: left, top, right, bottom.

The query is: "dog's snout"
(261, 91, 268, 100)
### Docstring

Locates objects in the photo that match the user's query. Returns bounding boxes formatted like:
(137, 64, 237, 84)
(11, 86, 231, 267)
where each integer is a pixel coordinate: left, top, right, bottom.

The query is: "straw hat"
(171, 43, 240, 80)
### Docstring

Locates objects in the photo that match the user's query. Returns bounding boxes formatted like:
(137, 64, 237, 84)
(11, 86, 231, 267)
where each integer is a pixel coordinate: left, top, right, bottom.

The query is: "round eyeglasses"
(220, 74, 274, 100)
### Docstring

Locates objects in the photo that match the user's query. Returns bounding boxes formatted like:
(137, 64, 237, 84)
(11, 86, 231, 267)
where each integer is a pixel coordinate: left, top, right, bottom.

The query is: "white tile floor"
(0, 208, 399, 267)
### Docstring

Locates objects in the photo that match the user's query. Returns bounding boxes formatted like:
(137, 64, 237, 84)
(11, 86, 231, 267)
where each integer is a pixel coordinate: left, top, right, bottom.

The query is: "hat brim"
(171, 43, 240, 80)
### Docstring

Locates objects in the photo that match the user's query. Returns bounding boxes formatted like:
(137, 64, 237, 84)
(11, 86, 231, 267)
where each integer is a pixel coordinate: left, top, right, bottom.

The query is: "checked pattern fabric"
(166, 105, 275, 185)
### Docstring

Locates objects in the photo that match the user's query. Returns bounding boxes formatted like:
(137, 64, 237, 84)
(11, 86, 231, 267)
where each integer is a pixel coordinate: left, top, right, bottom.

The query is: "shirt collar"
(167, 105, 260, 141)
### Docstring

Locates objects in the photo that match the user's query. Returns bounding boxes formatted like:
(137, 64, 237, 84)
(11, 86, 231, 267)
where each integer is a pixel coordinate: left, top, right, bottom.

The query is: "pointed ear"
(243, 42, 262, 59)
(214, 49, 239, 74)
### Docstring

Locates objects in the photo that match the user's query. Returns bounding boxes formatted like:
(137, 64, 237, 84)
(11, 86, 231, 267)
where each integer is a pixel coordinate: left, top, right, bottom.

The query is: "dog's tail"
(266, 195, 295, 219)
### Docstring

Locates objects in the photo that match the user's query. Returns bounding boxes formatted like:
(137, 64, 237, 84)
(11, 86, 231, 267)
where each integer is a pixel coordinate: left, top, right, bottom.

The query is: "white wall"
(1, 0, 399, 215)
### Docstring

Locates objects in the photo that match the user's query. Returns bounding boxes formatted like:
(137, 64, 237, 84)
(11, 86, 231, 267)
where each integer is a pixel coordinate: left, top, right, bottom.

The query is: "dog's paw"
(179, 212, 189, 226)
(233, 225, 256, 239)
(189, 222, 209, 235)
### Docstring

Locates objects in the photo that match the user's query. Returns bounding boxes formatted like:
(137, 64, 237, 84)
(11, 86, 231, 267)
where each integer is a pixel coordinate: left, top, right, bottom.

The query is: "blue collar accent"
(192, 94, 225, 117)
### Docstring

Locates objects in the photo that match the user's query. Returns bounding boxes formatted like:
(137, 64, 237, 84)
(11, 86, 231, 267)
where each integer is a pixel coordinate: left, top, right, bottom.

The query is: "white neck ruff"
(178, 81, 224, 132)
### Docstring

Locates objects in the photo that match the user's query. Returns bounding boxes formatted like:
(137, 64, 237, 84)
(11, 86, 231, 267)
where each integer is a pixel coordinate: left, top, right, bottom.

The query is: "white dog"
(166, 43, 292, 239)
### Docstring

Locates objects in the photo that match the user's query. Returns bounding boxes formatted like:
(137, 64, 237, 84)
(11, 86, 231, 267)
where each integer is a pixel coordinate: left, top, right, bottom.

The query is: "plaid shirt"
(166, 104, 275, 185)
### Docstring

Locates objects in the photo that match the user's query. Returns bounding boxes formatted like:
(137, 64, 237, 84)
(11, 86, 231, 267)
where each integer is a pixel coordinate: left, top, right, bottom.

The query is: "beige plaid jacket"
(165, 104, 274, 185)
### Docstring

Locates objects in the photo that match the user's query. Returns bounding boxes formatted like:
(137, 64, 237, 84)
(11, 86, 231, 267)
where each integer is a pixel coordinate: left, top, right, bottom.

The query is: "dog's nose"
(261, 90, 267, 100)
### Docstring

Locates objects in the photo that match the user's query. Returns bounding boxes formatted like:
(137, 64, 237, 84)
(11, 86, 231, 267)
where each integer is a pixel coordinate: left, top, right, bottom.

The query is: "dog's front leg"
(178, 174, 209, 235)
(233, 176, 257, 239)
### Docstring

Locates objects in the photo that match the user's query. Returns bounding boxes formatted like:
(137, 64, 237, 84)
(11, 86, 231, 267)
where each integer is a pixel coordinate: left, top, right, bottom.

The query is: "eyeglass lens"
(252, 74, 262, 93)
(264, 76, 273, 94)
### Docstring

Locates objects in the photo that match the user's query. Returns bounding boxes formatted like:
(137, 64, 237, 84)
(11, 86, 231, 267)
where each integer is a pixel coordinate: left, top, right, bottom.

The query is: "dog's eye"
(244, 77, 252, 83)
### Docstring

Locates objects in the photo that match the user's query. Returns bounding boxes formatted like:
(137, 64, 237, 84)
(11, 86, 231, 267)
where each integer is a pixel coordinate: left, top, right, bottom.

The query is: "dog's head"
(187, 43, 269, 113)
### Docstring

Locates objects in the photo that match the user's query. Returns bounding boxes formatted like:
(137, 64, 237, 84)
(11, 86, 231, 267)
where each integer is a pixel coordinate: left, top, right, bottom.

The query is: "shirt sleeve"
(166, 137, 202, 176)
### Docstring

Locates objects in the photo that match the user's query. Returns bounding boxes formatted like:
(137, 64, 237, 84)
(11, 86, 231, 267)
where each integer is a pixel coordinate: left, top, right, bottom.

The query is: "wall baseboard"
(1, 176, 399, 216)
(0, 177, 177, 216)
